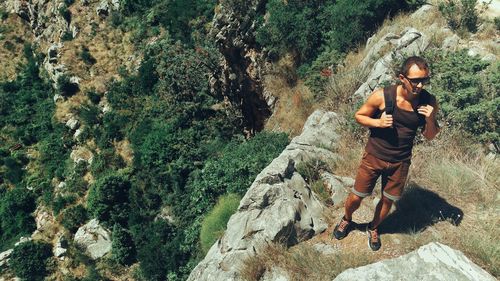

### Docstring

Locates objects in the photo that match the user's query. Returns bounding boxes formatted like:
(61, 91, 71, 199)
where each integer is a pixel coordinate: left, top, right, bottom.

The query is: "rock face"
(188, 110, 340, 281)
(74, 219, 111, 260)
(353, 27, 430, 100)
(210, 0, 272, 133)
(0, 249, 13, 269)
(333, 242, 496, 281)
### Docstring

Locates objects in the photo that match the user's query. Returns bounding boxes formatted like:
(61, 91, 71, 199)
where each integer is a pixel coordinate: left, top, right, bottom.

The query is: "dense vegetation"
(426, 49, 499, 148)
(9, 240, 53, 281)
(0, 44, 67, 251)
(256, 0, 423, 96)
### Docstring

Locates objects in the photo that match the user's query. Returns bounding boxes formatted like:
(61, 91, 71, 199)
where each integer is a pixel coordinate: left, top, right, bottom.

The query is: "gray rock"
(188, 110, 339, 281)
(47, 44, 60, 64)
(14, 237, 32, 246)
(74, 219, 111, 260)
(96, 0, 110, 18)
(0, 249, 13, 269)
(34, 206, 54, 233)
(333, 242, 496, 281)
(312, 242, 339, 256)
(54, 235, 68, 259)
(111, 0, 120, 10)
(353, 28, 429, 100)
(442, 34, 460, 51)
(320, 172, 353, 206)
(409, 4, 434, 20)
(65, 116, 80, 130)
(74, 128, 83, 141)
(260, 267, 290, 281)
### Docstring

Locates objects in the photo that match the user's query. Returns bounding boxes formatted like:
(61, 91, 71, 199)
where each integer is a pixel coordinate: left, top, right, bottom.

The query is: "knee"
(348, 193, 364, 204)
(380, 196, 394, 205)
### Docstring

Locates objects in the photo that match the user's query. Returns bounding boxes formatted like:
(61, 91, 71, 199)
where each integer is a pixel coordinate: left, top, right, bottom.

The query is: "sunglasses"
(404, 75, 431, 86)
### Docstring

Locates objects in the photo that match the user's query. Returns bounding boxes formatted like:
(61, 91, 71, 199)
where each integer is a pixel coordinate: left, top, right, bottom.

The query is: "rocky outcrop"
(353, 27, 430, 99)
(74, 219, 111, 260)
(210, 0, 272, 133)
(320, 173, 353, 206)
(333, 242, 496, 281)
(188, 110, 340, 281)
(0, 249, 13, 269)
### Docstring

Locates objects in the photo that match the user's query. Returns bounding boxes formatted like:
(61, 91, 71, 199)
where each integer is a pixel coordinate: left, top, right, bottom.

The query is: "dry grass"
(263, 74, 316, 137)
(240, 241, 376, 281)
(113, 139, 134, 166)
(0, 14, 31, 81)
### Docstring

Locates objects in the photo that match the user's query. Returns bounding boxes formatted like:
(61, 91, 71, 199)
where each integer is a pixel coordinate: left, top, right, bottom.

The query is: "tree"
(111, 224, 136, 265)
(87, 174, 131, 226)
(9, 240, 52, 281)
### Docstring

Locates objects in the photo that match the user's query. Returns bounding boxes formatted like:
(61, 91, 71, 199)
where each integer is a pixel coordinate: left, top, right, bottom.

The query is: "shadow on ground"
(378, 182, 464, 234)
(344, 183, 464, 235)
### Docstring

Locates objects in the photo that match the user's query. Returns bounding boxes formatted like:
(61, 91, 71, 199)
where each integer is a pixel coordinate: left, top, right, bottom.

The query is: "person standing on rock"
(332, 56, 440, 251)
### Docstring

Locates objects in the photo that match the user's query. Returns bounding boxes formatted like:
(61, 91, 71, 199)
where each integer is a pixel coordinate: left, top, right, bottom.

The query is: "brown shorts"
(352, 152, 410, 201)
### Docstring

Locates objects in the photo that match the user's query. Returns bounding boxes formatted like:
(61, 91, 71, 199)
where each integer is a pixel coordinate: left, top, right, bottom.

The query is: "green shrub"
(80, 46, 96, 65)
(52, 194, 77, 215)
(78, 104, 100, 126)
(89, 148, 125, 177)
(200, 193, 241, 254)
(495, 16, 500, 30)
(61, 30, 74, 41)
(86, 90, 101, 104)
(301, 48, 344, 98)
(439, 0, 479, 33)
(57, 74, 79, 96)
(133, 220, 183, 281)
(111, 224, 136, 265)
(0, 188, 36, 250)
(59, 5, 72, 22)
(87, 174, 131, 226)
(61, 204, 88, 232)
(296, 158, 329, 183)
(186, 131, 288, 215)
(0, 8, 8, 21)
(257, 0, 414, 64)
(9, 240, 52, 281)
(426, 50, 498, 146)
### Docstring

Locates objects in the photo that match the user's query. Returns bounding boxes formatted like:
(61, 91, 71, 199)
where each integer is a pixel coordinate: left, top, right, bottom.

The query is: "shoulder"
(366, 88, 384, 106)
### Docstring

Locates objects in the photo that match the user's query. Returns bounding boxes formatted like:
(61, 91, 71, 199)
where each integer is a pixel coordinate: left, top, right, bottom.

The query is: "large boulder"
(188, 110, 340, 281)
(74, 219, 111, 260)
(333, 242, 496, 281)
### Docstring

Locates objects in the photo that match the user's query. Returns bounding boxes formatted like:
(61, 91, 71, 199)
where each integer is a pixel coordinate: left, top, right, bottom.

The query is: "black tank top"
(365, 85, 429, 162)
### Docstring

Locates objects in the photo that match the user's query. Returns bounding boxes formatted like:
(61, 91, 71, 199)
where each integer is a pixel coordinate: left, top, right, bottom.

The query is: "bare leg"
(370, 196, 393, 228)
(344, 193, 363, 221)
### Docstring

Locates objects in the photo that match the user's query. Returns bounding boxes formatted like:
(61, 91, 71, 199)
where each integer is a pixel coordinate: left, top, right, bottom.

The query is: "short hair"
(400, 56, 429, 76)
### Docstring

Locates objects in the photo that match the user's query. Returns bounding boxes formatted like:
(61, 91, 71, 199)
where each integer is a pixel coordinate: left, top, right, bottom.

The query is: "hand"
(378, 112, 393, 128)
(417, 105, 434, 119)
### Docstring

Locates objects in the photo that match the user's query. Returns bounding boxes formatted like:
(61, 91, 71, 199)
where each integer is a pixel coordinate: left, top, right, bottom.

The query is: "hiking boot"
(366, 225, 381, 251)
(333, 216, 351, 240)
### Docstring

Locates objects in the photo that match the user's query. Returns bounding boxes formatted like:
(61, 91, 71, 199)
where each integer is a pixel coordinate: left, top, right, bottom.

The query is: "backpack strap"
(383, 85, 397, 115)
(418, 89, 431, 106)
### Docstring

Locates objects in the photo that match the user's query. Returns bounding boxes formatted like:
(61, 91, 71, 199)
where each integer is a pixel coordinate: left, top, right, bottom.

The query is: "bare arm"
(355, 89, 393, 128)
(418, 95, 440, 140)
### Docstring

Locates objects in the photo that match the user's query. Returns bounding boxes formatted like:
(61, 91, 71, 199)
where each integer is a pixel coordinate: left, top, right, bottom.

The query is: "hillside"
(0, 1, 498, 281)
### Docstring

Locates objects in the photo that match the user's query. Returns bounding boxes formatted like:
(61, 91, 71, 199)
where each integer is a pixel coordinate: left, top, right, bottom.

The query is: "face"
(399, 64, 430, 95)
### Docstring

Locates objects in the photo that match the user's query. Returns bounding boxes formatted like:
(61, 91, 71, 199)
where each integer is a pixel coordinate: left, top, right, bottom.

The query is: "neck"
(398, 84, 418, 101)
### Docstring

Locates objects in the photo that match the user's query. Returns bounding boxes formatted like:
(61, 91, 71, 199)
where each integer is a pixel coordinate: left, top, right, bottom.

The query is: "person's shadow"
(379, 182, 463, 234)
(348, 182, 463, 234)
